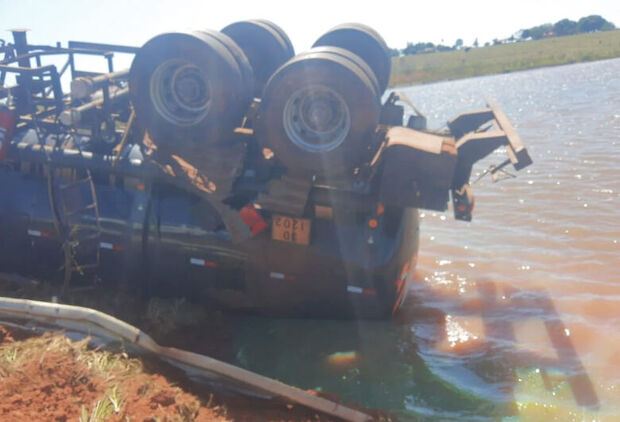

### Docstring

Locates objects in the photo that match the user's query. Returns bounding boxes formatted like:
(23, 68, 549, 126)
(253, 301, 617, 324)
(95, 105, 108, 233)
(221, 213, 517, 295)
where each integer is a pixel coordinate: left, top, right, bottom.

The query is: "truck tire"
(309, 46, 380, 98)
(256, 19, 295, 57)
(313, 23, 391, 95)
(221, 20, 294, 98)
(253, 19, 295, 58)
(196, 30, 254, 106)
(256, 48, 380, 178)
(129, 31, 253, 147)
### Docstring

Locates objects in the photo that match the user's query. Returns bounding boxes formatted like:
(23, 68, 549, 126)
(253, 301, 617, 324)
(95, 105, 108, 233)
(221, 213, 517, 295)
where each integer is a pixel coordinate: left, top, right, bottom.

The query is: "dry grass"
(0, 331, 139, 377)
(0, 329, 223, 421)
(0, 331, 141, 421)
(390, 30, 620, 86)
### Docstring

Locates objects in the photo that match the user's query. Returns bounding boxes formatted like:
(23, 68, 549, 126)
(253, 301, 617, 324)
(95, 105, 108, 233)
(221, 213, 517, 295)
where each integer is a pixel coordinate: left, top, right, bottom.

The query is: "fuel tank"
(0, 164, 418, 318)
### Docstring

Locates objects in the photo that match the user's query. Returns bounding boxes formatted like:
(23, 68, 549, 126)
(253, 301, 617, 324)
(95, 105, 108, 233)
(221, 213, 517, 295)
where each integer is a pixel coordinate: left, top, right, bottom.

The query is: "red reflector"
(28, 229, 53, 238)
(239, 204, 268, 235)
(190, 258, 219, 268)
(0, 107, 17, 161)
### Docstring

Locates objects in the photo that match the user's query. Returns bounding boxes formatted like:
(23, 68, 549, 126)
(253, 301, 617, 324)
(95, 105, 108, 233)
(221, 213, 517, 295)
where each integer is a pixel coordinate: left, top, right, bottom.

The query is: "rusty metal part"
(148, 138, 253, 243)
(451, 103, 532, 191)
(379, 126, 457, 210)
(112, 108, 136, 165)
(59, 86, 129, 126)
(485, 96, 532, 170)
(448, 109, 495, 139)
(70, 69, 129, 99)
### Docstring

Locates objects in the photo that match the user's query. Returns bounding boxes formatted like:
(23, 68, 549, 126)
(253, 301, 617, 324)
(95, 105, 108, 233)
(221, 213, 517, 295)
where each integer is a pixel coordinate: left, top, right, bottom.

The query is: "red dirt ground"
(0, 325, 345, 422)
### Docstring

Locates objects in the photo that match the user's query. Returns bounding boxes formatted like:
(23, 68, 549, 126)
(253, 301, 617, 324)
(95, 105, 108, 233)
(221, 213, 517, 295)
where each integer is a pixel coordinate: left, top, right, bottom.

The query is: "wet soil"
(0, 276, 351, 421)
(0, 325, 230, 421)
(0, 324, 347, 422)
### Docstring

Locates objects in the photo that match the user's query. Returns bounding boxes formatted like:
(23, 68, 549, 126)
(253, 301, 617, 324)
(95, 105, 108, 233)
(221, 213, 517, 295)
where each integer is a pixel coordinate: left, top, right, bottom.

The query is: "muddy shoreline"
(0, 273, 391, 421)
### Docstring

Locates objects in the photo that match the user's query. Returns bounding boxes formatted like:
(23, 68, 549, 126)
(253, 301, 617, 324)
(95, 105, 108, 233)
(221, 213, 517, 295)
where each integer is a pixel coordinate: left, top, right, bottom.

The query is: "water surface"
(230, 59, 620, 421)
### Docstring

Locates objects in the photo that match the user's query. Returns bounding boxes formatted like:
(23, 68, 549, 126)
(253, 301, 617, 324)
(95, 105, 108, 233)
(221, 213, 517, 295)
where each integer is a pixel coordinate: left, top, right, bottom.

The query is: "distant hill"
(389, 30, 620, 87)
(390, 14, 616, 58)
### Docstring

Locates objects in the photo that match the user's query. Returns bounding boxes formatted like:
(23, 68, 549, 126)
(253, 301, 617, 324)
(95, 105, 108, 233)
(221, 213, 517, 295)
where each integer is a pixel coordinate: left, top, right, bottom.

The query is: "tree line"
(390, 15, 616, 57)
(521, 15, 615, 39)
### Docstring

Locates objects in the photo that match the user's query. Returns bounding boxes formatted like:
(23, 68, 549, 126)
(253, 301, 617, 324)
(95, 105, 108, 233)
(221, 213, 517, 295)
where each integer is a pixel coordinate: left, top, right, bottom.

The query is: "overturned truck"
(0, 22, 531, 318)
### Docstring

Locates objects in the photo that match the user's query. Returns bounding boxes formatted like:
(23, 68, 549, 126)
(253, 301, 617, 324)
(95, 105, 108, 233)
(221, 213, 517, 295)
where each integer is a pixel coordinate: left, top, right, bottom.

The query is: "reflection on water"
(228, 59, 620, 421)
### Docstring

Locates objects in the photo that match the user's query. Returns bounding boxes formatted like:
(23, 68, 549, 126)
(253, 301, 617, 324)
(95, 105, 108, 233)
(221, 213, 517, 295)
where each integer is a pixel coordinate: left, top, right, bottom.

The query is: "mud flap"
(452, 184, 475, 222)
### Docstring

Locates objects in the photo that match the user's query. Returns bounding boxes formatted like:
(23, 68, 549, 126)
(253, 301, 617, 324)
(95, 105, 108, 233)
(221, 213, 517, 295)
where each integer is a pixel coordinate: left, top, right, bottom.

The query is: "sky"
(2, 0, 619, 52)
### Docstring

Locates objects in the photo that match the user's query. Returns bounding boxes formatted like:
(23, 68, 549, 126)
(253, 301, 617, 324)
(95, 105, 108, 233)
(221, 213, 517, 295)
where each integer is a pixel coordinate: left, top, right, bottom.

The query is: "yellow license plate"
(271, 215, 311, 245)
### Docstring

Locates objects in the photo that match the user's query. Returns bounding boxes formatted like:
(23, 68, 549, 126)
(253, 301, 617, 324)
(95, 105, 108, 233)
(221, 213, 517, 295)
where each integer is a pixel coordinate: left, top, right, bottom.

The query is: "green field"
(389, 30, 620, 87)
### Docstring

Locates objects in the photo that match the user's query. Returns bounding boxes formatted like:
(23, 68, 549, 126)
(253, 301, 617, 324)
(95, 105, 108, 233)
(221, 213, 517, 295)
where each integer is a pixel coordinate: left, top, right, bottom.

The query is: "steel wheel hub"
(283, 85, 351, 153)
(150, 59, 211, 126)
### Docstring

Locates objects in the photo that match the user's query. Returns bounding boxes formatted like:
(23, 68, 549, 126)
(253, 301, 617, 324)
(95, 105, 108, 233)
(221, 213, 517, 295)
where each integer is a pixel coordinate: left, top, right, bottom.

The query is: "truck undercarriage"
(0, 23, 531, 318)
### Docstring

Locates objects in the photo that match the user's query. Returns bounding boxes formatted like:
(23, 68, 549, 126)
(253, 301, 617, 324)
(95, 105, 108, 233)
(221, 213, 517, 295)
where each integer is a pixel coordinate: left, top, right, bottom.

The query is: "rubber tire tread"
(313, 23, 391, 94)
(221, 20, 294, 97)
(308, 46, 380, 98)
(253, 19, 295, 57)
(197, 29, 254, 107)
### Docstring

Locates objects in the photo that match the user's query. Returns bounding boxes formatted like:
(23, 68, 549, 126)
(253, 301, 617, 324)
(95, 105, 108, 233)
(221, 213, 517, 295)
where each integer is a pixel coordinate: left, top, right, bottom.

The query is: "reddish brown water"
(399, 57, 620, 420)
(226, 59, 619, 421)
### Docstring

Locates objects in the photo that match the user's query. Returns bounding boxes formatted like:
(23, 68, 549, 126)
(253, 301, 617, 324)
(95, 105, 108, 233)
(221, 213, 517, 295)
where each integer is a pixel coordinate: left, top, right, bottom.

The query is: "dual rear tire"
(129, 30, 253, 147)
(129, 22, 391, 179)
(256, 48, 381, 177)
(130, 21, 294, 147)
(257, 23, 391, 177)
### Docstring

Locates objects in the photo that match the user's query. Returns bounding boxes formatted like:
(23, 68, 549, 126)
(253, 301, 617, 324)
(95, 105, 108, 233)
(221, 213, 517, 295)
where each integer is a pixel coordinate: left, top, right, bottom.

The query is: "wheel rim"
(282, 85, 351, 153)
(149, 59, 211, 126)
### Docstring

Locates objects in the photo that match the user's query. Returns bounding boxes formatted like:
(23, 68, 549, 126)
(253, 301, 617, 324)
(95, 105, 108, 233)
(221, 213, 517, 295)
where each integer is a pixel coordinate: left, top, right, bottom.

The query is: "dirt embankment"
(0, 325, 342, 422)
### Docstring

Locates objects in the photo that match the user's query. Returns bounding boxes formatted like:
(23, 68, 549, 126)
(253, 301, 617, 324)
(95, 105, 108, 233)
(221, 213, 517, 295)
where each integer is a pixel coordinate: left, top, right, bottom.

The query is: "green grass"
(390, 30, 620, 86)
